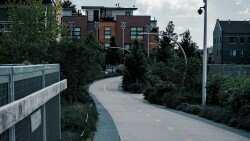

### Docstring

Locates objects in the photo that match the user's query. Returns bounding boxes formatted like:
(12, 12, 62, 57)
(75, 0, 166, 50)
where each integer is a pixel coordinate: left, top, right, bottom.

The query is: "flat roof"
(81, 6, 137, 10)
(0, 0, 55, 5)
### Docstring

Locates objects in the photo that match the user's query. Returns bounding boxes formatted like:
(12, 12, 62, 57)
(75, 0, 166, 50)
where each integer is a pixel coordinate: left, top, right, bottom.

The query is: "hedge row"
(144, 76, 250, 132)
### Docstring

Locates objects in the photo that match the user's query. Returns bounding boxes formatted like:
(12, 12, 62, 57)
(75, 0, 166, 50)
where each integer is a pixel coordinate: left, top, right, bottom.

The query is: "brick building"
(62, 6, 159, 51)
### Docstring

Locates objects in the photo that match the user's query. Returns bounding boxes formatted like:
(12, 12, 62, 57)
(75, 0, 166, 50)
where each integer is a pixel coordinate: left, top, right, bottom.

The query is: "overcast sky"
(71, 0, 250, 48)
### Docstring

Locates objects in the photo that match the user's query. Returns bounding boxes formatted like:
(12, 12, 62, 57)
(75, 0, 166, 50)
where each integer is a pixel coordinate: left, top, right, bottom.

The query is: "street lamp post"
(198, 0, 208, 106)
(121, 22, 127, 56)
(140, 32, 152, 57)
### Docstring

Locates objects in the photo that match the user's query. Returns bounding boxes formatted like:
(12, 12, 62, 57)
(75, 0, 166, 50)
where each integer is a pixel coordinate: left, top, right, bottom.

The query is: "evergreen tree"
(157, 21, 176, 64)
(105, 36, 122, 66)
(122, 40, 147, 93)
(179, 30, 199, 58)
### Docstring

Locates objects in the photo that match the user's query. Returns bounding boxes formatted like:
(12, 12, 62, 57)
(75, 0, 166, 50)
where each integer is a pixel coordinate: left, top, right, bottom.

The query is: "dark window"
(94, 10, 99, 21)
(240, 37, 245, 43)
(130, 27, 143, 40)
(0, 23, 11, 32)
(241, 49, 244, 57)
(0, 24, 4, 32)
(248, 37, 250, 44)
(229, 37, 237, 43)
(125, 11, 131, 16)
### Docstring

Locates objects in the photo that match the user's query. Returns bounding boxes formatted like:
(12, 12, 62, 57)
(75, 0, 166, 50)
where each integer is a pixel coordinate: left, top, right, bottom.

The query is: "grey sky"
(71, 0, 250, 48)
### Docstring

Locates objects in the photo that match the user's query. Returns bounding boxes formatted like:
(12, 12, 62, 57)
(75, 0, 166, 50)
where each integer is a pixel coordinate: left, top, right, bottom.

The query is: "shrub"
(220, 77, 250, 113)
(144, 81, 177, 105)
(198, 106, 232, 124)
(237, 105, 250, 130)
(162, 93, 187, 109)
(176, 103, 202, 115)
(122, 40, 147, 93)
(207, 75, 223, 105)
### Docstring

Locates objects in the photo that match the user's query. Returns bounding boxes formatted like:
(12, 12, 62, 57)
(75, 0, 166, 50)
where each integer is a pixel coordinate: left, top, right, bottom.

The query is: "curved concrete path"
(90, 77, 250, 141)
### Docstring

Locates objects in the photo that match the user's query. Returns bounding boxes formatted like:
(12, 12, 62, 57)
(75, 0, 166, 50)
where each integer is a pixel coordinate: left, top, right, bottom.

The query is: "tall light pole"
(121, 22, 127, 56)
(198, 0, 208, 106)
(140, 32, 152, 57)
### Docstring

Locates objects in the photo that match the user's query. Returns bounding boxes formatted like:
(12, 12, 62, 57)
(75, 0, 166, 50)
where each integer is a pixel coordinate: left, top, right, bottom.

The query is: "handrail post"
(9, 67, 15, 141)
(58, 65, 62, 141)
(42, 65, 47, 141)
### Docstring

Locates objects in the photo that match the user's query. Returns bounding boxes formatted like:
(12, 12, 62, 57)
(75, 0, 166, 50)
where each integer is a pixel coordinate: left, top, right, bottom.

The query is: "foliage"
(62, 91, 98, 140)
(0, 0, 59, 64)
(105, 36, 122, 66)
(0, 1, 103, 140)
(219, 77, 250, 113)
(207, 75, 223, 105)
(156, 21, 175, 64)
(46, 35, 105, 103)
(237, 105, 250, 130)
(122, 40, 147, 93)
(61, 0, 77, 13)
(144, 21, 201, 105)
(179, 30, 199, 58)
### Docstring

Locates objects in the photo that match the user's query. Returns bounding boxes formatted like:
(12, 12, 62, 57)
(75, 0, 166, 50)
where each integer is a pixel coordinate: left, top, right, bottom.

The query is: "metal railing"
(0, 64, 67, 141)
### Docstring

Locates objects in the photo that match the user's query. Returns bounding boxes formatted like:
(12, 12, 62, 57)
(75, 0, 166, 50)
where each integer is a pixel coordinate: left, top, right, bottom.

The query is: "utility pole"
(121, 22, 127, 56)
(198, 0, 208, 106)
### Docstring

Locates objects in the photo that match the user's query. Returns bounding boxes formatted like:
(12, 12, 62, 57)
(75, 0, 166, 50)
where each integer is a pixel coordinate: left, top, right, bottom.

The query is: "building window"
(105, 43, 110, 48)
(241, 49, 244, 57)
(125, 11, 131, 16)
(130, 27, 143, 40)
(248, 37, 250, 44)
(229, 37, 237, 43)
(0, 23, 11, 32)
(232, 49, 237, 57)
(104, 27, 112, 40)
(240, 37, 245, 43)
(72, 27, 81, 39)
(125, 43, 131, 49)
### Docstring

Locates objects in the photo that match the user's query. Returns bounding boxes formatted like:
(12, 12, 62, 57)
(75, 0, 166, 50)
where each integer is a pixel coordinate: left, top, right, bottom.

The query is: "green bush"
(62, 101, 97, 140)
(199, 106, 232, 124)
(162, 93, 187, 109)
(237, 105, 250, 130)
(207, 76, 223, 105)
(220, 77, 250, 113)
(144, 81, 176, 105)
(122, 40, 147, 93)
(176, 103, 202, 115)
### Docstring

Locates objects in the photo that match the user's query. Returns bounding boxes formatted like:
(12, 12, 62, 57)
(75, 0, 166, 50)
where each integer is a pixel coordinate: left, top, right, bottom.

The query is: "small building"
(213, 19, 250, 64)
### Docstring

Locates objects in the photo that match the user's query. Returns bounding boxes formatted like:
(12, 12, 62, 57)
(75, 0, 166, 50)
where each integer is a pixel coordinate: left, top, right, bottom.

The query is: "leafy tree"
(122, 40, 147, 93)
(50, 35, 104, 103)
(0, 0, 60, 64)
(61, 0, 77, 13)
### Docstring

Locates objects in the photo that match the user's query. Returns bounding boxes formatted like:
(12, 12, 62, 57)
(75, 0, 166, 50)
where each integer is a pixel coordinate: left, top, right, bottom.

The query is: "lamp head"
(198, 8, 203, 15)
